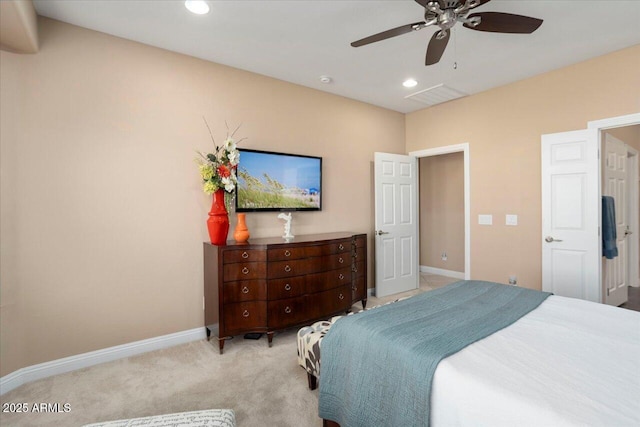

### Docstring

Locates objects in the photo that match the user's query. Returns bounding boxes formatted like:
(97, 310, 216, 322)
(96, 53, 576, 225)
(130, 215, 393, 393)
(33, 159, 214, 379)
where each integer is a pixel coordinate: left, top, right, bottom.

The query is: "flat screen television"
(235, 148, 322, 212)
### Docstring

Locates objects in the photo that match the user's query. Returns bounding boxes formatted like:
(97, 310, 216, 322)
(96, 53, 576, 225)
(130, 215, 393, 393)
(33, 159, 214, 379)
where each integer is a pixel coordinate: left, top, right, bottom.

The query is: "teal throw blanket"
(318, 280, 551, 427)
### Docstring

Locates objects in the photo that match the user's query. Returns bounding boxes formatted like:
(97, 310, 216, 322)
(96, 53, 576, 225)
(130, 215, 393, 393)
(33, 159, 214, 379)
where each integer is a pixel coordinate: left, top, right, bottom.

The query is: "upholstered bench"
(297, 316, 343, 390)
(82, 409, 236, 427)
(297, 298, 407, 390)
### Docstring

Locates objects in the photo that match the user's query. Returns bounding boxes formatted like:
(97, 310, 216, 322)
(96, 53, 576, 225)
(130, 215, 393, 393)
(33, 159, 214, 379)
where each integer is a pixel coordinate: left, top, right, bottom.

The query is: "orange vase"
(207, 189, 229, 245)
(233, 213, 250, 243)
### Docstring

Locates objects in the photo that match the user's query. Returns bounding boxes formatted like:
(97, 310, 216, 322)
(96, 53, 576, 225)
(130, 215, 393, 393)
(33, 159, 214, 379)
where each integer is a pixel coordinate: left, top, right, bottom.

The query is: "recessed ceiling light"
(319, 75, 333, 84)
(185, 1, 210, 15)
(403, 79, 418, 88)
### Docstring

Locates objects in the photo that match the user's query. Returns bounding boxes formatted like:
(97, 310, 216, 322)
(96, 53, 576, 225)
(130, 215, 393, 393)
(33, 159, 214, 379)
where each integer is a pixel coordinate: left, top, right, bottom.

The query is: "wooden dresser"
(204, 232, 367, 353)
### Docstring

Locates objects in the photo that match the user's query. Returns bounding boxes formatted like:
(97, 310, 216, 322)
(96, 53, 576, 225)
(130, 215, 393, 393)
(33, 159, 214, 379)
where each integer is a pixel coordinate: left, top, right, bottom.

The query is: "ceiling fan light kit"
(351, 0, 543, 66)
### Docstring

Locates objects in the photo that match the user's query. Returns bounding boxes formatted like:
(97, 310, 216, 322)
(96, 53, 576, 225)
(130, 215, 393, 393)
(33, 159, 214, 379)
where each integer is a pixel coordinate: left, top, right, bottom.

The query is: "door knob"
(376, 230, 389, 236)
(545, 236, 563, 243)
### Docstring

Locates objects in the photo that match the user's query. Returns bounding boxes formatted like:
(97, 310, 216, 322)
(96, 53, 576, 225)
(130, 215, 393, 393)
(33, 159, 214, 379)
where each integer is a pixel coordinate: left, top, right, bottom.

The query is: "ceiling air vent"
(405, 83, 468, 107)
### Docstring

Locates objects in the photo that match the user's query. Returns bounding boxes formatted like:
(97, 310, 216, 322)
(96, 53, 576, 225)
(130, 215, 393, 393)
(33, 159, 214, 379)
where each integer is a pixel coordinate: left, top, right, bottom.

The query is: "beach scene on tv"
(236, 150, 321, 210)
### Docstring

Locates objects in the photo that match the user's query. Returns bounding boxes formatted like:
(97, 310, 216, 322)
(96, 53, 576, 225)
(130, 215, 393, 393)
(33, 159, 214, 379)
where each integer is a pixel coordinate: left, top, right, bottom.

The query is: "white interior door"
(603, 133, 629, 306)
(541, 129, 600, 302)
(374, 152, 419, 297)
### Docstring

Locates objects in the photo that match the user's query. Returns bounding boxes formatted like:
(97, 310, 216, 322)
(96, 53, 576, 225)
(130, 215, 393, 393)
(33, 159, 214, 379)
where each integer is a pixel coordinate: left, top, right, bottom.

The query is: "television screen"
(235, 149, 322, 212)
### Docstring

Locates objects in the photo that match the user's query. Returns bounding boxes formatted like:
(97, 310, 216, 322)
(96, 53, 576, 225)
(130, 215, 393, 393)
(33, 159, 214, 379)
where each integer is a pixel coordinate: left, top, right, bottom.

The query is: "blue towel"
(602, 196, 618, 259)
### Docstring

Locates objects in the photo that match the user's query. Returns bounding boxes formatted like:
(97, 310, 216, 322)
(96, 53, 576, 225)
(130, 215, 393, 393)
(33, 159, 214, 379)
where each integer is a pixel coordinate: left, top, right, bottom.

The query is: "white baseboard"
(420, 265, 465, 279)
(0, 327, 207, 396)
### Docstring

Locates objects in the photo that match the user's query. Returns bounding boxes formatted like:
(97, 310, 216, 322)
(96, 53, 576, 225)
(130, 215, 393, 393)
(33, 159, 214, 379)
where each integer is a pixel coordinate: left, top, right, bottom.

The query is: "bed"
(318, 280, 640, 427)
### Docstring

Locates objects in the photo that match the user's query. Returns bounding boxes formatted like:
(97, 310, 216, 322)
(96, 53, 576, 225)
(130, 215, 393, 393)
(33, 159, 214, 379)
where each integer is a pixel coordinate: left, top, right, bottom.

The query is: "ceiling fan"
(351, 0, 543, 66)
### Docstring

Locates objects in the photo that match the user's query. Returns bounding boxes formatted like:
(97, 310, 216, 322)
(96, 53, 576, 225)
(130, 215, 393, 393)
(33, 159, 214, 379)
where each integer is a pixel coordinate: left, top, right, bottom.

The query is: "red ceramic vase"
(207, 189, 229, 245)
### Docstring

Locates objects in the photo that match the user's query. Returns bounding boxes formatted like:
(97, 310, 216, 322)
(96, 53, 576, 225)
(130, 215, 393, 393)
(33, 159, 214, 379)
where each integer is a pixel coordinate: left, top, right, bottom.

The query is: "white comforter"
(431, 295, 640, 426)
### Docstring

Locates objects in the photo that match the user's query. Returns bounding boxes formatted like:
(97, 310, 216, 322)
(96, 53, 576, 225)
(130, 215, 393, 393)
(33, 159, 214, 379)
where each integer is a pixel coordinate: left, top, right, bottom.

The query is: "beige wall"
(0, 0, 39, 54)
(607, 125, 640, 152)
(419, 153, 464, 272)
(0, 18, 405, 376)
(407, 44, 640, 290)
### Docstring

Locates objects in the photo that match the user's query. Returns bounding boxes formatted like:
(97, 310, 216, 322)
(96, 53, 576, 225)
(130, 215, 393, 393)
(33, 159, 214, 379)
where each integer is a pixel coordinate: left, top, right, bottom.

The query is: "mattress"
(431, 295, 640, 426)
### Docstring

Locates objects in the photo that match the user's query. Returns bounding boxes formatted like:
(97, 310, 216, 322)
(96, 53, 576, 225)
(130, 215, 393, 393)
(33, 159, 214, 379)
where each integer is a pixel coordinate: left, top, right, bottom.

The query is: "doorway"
(410, 143, 470, 280)
(601, 126, 640, 306)
(418, 152, 465, 280)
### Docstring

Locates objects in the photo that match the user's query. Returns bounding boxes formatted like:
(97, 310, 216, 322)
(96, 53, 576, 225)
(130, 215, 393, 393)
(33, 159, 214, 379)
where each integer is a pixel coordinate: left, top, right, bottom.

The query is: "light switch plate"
(506, 214, 518, 226)
(478, 214, 493, 225)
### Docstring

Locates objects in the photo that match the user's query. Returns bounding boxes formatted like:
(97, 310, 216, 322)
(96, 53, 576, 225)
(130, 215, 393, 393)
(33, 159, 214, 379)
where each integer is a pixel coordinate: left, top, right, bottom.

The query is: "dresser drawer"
(306, 267, 351, 293)
(310, 253, 350, 273)
(267, 276, 306, 300)
(267, 297, 306, 329)
(305, 239, 351, 257)
(354, 235, 366, 248)
(223, 280, 266, 303)
(354, 260, 366, 278)
(311, 285, 351, 318)
(223, 262, 267, 282)
(354, 246, 365, 263)
(267, 259, 310, 279)
(223, 249, 266, 263)
(352, 277, 366, 302)
(267, 247, 306, 261)
(222, 301, 267, 334)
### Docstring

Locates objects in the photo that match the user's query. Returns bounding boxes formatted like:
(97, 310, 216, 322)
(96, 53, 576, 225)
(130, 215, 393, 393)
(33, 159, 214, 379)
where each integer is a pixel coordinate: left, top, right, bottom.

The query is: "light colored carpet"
(0, 274, 459, 427)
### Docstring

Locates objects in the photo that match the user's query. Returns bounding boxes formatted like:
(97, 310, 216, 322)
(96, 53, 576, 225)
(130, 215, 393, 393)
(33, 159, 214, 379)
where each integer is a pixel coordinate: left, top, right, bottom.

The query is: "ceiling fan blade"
(425, 30, 450, 65)
(472, 0, 492, 8)
(463, 12, 543, 34)
(351, 21, 426, 47)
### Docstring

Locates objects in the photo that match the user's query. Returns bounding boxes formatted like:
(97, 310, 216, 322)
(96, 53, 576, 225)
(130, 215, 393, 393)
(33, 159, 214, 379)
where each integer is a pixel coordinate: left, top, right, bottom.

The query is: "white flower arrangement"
(196, 119, 245, 195)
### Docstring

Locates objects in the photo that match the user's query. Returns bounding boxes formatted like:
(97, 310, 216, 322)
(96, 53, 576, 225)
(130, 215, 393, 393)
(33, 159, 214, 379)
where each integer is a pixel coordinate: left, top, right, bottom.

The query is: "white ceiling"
(33, 0, 640, 114)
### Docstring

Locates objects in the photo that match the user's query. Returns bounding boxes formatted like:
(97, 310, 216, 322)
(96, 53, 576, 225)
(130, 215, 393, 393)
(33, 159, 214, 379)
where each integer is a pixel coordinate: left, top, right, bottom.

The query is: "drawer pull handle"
(284, 284, 292, 291)
(242, 267, 249, 275)
(339, 257, 344, 264)
(284, 250, 291, 257)
(242, 251, 249, 259)
(284, 265, 292, 272)
(338, 293, 344, 300)
(339, 274, 344, 280)
(339, 244, 344, 250)
(285, 306, 292, 314)
(242, 286, 249, 294)
(242, 310, 250, 318)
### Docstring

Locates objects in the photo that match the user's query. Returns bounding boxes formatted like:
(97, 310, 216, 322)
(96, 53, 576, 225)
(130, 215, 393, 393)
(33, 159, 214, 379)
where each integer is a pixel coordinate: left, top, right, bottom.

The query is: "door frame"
(409, 143, 471, 279)
(627, 145, 639, 288)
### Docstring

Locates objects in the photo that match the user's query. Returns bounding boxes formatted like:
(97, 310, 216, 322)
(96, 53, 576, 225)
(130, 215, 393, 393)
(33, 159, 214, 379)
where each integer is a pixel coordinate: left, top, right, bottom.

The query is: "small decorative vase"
(233, 213, 250, 243)
(207, 189, 229, 245)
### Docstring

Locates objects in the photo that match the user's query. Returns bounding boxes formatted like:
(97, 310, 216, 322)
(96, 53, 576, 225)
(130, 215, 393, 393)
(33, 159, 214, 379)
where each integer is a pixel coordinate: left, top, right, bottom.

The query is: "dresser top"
(204, 232, 362, 249)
